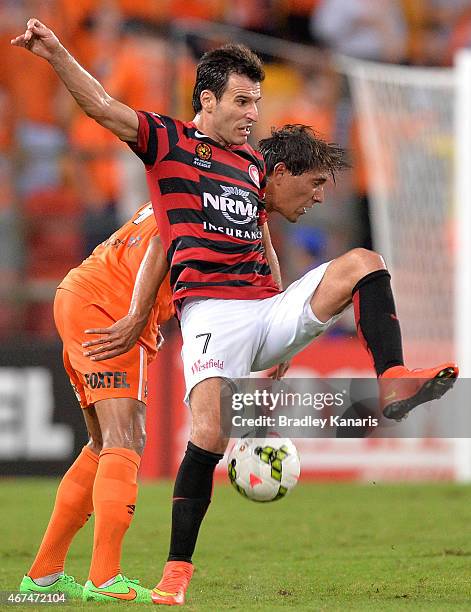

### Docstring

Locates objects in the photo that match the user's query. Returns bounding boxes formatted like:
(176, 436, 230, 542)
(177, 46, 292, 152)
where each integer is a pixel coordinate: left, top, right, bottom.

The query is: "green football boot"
(19, 574, 84, 600)
(83, 574, 152, 602)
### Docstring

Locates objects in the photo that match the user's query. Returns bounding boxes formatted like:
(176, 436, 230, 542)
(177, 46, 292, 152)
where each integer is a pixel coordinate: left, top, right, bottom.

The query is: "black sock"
(352, 270, 404, 376)
(168, 442, 223, 563)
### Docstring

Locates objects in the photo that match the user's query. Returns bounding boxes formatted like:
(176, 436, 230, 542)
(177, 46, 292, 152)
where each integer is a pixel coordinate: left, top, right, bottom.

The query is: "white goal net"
(341, 53, 471, 481)
(340, 57, 459, 368)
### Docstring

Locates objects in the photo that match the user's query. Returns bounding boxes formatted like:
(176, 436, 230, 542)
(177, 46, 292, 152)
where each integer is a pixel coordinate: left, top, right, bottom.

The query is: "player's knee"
(102, 426, 145, 455)
(346, 248, 385, 282)
(103, 425, 134, 450)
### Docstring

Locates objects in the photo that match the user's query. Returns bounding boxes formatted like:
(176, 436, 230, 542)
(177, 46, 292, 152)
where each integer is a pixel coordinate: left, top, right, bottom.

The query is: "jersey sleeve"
(126, 111, 178, 169)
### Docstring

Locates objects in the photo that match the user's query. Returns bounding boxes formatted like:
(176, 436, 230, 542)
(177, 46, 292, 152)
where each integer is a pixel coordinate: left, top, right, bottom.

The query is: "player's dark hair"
(259, 124, 350, 181)
(192, 44, 265, 113)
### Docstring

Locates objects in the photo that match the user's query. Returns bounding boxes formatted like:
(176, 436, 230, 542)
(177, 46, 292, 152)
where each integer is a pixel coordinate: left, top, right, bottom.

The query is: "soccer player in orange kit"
(19, 202, 172, 603)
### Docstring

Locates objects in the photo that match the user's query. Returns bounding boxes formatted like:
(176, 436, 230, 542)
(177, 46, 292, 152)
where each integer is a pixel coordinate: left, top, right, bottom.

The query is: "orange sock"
(29, 446, 98, 579)
(88, 447, 140, 587)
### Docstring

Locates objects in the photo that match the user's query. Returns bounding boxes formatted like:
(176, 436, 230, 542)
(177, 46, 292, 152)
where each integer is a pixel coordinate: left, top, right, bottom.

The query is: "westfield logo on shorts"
(84, 371, 130, 389)
(191, 358, 225, 375)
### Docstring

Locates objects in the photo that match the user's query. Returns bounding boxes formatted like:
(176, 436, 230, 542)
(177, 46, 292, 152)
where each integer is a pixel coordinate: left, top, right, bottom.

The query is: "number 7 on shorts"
(196, 333, 211, 354)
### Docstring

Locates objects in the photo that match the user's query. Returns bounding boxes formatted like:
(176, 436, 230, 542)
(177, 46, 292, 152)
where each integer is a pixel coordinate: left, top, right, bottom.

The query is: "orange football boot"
(151, 561, 194, 606)
(380, 363, 458, 421)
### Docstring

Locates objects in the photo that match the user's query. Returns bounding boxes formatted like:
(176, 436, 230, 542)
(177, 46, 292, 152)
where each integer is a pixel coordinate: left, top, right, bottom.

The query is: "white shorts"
(180, 262, 343, 404)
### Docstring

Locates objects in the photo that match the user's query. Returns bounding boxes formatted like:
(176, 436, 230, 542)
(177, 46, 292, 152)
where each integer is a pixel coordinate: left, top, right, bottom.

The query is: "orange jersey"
(59, 202, 173, 362)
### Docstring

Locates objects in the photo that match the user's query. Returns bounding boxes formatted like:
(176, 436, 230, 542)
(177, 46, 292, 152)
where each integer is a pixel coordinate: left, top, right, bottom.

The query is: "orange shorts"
(54, 288, 148, 409)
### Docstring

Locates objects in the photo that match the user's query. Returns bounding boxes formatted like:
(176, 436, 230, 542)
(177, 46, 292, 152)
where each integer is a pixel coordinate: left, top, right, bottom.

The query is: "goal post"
(454, 49, 471, 382)
(453, 50, 471, 482)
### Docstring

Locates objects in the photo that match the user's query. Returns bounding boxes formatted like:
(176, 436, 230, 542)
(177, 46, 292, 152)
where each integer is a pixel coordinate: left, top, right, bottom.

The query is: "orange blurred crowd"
(1, 0, 470, 339)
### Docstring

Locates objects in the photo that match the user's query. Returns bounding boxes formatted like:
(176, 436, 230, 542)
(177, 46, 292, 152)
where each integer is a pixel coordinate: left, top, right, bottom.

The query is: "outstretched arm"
(82, 235, 169, 361)
(11, 18, 138, 142)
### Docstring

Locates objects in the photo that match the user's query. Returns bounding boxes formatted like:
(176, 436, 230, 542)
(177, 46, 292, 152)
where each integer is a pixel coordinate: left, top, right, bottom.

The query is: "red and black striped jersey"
(127, 111, 280, 304)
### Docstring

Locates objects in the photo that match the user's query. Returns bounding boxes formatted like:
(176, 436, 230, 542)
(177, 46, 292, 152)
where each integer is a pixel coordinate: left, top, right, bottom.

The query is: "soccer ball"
(227, 437, 300, 502)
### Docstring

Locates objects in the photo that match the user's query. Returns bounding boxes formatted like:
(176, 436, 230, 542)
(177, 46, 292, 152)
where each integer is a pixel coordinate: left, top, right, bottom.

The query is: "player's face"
(266, 164, 328, 223)
(207, 74, 261, 146)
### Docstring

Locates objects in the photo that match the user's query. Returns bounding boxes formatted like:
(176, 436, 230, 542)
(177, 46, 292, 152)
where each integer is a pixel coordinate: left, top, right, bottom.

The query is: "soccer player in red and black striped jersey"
(127, 107, 278, 305)
(13, 19, 458, 607)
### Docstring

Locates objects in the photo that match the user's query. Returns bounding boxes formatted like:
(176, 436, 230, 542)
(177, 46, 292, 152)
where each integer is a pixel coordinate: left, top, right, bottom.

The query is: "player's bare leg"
(311, 248, 458, 419)
(83, 405, 104, 453)
(189, 377, 229, 454)
(93, 397, 146, 455)
(310, 248, 385, 322)
(21, 406, 102, 599)
(152, 378, 228, 606)
(83, 398, 152, 602)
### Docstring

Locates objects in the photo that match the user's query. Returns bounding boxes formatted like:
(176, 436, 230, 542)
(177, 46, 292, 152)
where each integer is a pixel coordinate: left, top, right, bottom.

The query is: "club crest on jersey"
(194, 143, 212, 169)
(248, 164, 260, 188)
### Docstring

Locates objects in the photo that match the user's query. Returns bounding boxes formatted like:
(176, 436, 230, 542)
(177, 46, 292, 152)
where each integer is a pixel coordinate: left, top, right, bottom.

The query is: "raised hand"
(10, 18, 61, 61)
(11, 17, 139, 141)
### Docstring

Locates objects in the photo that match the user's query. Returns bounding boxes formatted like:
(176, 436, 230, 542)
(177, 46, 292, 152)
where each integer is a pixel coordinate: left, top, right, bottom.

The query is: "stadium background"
(1, 0, 470, 481)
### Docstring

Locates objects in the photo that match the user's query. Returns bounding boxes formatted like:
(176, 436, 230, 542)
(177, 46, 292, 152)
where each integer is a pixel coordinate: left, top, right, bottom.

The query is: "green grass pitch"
(1, 479, 471, 611)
